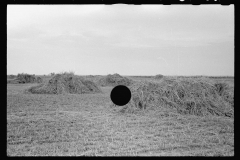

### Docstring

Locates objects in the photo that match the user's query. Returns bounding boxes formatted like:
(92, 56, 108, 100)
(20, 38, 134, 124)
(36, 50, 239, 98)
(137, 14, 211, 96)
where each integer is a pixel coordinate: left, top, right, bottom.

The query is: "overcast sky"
(7, 5, 234, 76)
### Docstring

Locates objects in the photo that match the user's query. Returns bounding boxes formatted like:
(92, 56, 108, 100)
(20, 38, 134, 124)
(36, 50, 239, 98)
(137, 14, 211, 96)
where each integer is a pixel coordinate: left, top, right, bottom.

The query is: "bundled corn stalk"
(26, 73, 102, 94)
(121, 77, 234, 118)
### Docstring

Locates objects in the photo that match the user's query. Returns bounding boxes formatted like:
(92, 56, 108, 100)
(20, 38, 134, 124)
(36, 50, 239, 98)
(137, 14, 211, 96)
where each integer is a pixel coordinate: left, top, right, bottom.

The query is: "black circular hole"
(110, 85, 131, 106)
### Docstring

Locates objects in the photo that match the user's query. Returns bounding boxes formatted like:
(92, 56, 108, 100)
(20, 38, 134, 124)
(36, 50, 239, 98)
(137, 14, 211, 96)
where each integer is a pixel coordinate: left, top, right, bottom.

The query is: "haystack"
(120, 77, 234, 118)
(36, 77, 43, 83)
(98, 73, 134, 87)
(26, 74, 102, 94)
(154, 74, 164, 79)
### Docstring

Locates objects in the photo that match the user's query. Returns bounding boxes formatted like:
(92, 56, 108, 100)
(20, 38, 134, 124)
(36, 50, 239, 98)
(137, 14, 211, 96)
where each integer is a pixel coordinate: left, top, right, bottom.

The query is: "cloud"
(7, 5, 105, 30)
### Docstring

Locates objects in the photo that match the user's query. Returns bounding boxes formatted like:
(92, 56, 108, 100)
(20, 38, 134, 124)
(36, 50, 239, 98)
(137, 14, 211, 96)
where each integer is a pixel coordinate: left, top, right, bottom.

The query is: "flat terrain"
(7, 78, 234, 156)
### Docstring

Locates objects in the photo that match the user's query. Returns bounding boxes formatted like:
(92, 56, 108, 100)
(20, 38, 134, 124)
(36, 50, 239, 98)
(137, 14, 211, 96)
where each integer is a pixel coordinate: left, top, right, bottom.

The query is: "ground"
(7, 77, 234, 156)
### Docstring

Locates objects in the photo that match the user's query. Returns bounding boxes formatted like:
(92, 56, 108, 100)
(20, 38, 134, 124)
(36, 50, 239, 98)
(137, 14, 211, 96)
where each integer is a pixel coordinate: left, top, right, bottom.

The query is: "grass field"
(7, 76, 234, 156)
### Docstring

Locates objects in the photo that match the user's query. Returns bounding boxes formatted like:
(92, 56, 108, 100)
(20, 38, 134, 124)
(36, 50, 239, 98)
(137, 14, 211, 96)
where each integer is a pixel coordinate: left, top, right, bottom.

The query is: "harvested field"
(7, 4, 234, 157)
(7, 76, 234, 156)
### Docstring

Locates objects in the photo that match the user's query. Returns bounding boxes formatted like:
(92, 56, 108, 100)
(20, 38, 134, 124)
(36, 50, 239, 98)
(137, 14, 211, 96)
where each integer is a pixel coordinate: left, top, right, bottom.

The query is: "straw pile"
(98, 73, 134, 87)
(154, 74, 164, 79)
(36, 77, 43, 83)
(121, 77, 234, 118)
(26, 73, 102, 94)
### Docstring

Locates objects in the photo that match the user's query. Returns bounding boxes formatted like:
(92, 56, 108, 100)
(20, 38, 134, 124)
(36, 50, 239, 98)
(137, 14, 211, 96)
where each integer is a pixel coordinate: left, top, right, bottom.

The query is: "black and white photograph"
(7, 4, 234, 156)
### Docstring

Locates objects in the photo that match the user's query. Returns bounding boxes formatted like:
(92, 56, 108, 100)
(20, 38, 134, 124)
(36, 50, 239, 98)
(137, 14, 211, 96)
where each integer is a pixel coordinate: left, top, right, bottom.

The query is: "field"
(7, 76, 234, 156)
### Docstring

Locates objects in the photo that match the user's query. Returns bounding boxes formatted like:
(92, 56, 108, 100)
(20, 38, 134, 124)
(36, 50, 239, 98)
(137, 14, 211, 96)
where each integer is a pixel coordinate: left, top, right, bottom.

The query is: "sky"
(7, 5, 234, 76)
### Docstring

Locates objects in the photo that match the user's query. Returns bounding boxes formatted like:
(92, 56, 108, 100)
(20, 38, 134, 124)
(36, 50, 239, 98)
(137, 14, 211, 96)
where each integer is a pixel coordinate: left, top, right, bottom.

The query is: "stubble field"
(7, 77, 234, 156)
